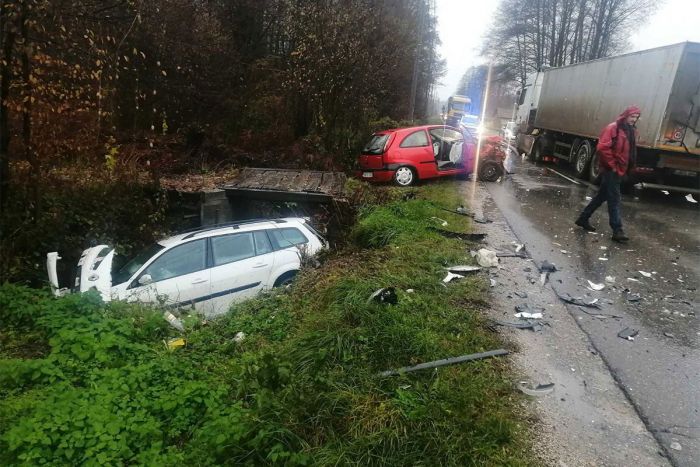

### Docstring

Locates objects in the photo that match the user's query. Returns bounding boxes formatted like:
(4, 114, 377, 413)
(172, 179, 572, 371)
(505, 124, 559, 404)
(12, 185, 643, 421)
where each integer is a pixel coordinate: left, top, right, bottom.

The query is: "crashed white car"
(47, 218, 326, 317)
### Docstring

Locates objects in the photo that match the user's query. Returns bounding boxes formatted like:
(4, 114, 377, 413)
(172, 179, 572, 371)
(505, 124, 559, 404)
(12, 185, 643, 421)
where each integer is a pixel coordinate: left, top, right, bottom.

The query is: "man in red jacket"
(575, 105, 641, 242)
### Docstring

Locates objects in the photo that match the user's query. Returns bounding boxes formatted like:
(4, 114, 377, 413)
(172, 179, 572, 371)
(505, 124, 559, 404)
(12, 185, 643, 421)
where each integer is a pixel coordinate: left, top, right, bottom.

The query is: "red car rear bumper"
(355, 169, 394, 183)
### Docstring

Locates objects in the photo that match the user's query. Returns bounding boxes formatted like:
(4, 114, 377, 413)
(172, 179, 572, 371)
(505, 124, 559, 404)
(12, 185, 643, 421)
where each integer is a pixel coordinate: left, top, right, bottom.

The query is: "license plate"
(362, 171, 373, 178)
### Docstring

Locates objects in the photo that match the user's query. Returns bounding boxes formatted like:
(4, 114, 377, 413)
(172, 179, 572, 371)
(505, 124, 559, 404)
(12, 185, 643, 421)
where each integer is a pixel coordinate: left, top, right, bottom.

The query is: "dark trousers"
(579, 170, 622, 231)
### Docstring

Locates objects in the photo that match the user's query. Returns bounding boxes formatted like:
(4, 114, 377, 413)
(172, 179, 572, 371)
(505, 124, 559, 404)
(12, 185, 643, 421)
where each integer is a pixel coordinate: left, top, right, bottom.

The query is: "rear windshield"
(362, 134, 389, 155)
(460, 114, 480, 126)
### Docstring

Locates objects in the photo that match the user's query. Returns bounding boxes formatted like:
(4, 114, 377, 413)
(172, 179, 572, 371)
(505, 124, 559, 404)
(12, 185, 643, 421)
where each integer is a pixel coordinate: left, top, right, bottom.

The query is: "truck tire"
(574, 140, 593, 179)
(589, 150, 601, 184)
(529, 140, 543, 163)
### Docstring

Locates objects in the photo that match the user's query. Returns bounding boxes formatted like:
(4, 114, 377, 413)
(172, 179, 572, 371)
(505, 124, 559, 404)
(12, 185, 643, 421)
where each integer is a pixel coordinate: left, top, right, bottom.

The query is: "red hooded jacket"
(596, 105, 641, 177)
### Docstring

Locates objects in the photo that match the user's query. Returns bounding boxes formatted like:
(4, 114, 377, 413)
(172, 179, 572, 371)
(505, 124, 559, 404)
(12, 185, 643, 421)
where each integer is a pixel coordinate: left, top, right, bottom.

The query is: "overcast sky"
(435, 0, 700, 101)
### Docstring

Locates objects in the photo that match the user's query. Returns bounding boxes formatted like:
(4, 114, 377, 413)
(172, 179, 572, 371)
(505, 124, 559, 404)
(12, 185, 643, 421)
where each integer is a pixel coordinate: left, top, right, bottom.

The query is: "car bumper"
(355, 169, 394, 183)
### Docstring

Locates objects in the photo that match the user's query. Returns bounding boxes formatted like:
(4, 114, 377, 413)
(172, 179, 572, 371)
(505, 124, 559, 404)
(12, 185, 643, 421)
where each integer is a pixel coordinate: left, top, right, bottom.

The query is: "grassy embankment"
(0, 179, 531, 465)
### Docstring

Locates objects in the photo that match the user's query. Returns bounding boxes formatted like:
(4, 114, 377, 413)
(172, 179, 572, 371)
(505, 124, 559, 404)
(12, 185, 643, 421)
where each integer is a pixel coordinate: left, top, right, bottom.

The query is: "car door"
(208, 230, 274, 316)
(125, 239, 210, 312)
(397, 129, 437, 178)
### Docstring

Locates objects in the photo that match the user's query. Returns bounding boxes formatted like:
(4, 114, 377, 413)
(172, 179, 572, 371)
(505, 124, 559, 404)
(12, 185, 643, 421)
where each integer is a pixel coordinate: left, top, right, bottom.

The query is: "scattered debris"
(555, 291, 602, 309)
(515, 311, 543, 319)
(638, 270, 652, 278)
(579, 308, 622, 319)
(492, 319, 545, 331)
(443, 272, 465, 283)
(605, 276, 616, 284)
(627, 277, 640, 282)
(368, 287, 399, 305)
(446, 265, 481, 274)
(430, 216, 448, 227)
(515, 303, 544, 316)
(475, 249, 499, 267)
(164, 311, 185, 332)
(429, 227, 487, 241)
(489, 278, 497, 287)
(617, 327, 639, 341)
(164, 337, 186, 351)
(587, 280, 605, 291)
(472, 216, 493, 224)
(440, 205, 471, 216)
(406, 288, 415, 293)
(598, 257, 608, 261)
(512, 242, 524, 253)
(514, 291, 528, 298)
(539, 260, 557, 272)
(233, 331, 246, 343)
(670, 441, 682, 451)
(663, 332, 675, 338)
(686, 194, 698, 204)
(517, 381, 555, 396)
(661, 190, 670, 195)
(379, 349, 509, 377)
(626, 293, 641, 302)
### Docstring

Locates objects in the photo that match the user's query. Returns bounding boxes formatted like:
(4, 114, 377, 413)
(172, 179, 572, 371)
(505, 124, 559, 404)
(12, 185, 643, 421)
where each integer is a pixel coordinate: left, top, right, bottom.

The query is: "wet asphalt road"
(484, 157, 699, 466)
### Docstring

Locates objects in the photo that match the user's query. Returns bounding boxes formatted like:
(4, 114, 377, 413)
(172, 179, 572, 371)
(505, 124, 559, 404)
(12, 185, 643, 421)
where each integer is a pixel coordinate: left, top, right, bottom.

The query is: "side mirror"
(138, 274, 153, 286)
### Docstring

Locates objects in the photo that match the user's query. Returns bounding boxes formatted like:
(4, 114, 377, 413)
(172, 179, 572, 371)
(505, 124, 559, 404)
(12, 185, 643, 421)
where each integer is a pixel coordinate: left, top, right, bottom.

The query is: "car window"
(253, 230, 273, 255)
(144, 239, 206, 282)
(362, 134, 389, 155)
(399, 130, 429, 148)
(268, 227, 309, 250)
(429, 128, 463, 142)
(211, 232, 255, 266)
(113, 243, 165, 285)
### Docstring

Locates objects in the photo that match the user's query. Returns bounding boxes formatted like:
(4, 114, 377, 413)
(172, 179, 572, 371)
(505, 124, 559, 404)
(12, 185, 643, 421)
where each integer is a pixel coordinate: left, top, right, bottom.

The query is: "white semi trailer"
(515, 42, 700, 191)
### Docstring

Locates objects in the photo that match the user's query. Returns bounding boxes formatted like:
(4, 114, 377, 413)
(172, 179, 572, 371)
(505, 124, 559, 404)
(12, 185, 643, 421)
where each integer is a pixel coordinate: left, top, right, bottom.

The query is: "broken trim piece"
(379, 349, 509, 377)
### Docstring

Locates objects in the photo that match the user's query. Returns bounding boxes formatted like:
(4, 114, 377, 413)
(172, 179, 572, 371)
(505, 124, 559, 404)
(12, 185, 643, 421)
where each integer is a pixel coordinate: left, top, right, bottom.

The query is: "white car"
(47, 218, 326, 317)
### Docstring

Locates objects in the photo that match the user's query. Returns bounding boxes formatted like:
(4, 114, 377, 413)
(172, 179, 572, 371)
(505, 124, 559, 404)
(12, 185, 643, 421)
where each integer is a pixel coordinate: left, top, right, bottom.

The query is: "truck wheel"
(574, 140, 593, 179)
(529, 141, 543, 163)
(393, 166, 416, 186)
(589, 151, 601, 184)
(478, 160, 504, 182)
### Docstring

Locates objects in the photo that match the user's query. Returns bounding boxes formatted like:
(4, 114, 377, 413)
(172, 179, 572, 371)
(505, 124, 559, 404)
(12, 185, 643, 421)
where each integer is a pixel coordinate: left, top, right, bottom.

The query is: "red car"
(357, 125, 477, 186)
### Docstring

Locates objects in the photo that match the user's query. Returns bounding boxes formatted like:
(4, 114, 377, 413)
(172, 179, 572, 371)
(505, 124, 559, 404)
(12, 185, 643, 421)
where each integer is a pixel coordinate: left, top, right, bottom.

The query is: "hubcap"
(576, 146, 589, 173)
(395, 167, 413, 185)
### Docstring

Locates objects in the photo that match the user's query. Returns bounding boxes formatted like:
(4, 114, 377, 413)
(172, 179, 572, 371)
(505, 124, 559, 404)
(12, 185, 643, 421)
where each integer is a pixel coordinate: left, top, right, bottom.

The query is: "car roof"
(158, 217, 306, 247)
(375, 124, 460, 135)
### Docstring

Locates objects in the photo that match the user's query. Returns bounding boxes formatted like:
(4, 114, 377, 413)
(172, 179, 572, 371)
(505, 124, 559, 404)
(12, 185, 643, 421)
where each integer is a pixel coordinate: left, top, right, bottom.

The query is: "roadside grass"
(0, 179, 531, 465)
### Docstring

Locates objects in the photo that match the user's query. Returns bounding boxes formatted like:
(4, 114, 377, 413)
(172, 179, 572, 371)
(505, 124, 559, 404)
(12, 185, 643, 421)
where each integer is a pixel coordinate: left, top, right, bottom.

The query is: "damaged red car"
(357, 124, 506, 186)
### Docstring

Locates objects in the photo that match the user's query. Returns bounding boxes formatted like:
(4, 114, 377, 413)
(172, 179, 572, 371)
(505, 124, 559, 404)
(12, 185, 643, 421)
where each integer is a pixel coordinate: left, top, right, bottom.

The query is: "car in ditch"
(47, 218, 326, 317)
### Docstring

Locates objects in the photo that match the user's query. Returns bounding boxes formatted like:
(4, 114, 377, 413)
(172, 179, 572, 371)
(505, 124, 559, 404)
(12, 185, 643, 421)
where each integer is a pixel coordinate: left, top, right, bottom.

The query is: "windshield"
(362, 134, 389, 155)
(461, 114, 480, 126)
(112, 243, 164, 285)
(450, 102, 467, 112)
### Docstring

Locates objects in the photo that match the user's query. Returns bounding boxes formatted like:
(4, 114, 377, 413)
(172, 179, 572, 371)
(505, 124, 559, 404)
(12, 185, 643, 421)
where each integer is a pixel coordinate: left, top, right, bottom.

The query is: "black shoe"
(575, 217, 596, 232)
(612, 229, 629, 242)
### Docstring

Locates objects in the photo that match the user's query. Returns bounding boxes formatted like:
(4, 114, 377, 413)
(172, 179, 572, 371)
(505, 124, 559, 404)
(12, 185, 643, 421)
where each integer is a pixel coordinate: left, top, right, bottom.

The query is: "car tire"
(589, 150, 601, 185)
(529, 140, 543, 163)
(273, 271, 298, 288)
(478, 160, 503, 182)
(574, 140, 593, 179)
(393, 166, 416, 186)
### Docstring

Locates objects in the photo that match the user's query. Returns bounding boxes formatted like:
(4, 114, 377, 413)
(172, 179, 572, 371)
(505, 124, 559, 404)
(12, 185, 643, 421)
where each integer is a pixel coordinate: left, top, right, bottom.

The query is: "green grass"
(0, 179, 532, 465)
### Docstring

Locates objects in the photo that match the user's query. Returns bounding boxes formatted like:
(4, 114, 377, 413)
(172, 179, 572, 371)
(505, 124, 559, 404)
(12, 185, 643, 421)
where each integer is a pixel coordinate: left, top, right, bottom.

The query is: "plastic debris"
(379, 349, 509, 377)
(515, 311, 543, 319)
(638, 270, 652, 278)
(670, 441, 682, 451)
(429, 227, 486, 241)
(164, 337, 186, 351)
(446, 265, 481, 274)
(555, 291, 602, 309)
(368, 287, 399, 305)
(164, 311, 185, 332)
(489, 278, 497, 287)
(475, 249, 499, 267)
(443, 272, 465, 283)
(233, 331, 246, 343)
(515, 303, 544, 315)
(517, 381, 555, 397)
(430, 216, 448, 227)
(598, 257, 608, 261)
(627, 277, 640, 282)
(492, 319, 544, 331)
(512, 243, 524, 253)
(686, 194, 698, 204)
(617, 327, 639, 341)
(587, 280, 605, 291)
(605, 276, 616, 284)
(539, 260, 557, 272)
(406, 288, 415, 293)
